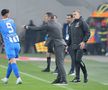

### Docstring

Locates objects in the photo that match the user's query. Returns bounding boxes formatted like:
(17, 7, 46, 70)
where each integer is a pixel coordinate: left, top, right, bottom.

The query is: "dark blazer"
(28, 20, 66, 47)
(62, 23, 69, 40)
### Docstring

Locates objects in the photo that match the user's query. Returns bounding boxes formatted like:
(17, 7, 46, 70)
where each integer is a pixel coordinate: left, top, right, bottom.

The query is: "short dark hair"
(46, 12, 54, 19)
(67, 14, 73, 18)
(1, 9, 9, 16)
(73, 9, 80, 13)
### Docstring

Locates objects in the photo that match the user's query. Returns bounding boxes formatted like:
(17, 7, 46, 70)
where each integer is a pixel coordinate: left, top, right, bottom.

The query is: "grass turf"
(0, 54, 108, 90)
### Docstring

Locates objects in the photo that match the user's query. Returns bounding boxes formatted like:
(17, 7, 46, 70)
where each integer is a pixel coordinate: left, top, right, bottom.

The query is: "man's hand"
(65, 46, 68, 54)
(79, 42, 85, 49)
(23, 25, 29, 29)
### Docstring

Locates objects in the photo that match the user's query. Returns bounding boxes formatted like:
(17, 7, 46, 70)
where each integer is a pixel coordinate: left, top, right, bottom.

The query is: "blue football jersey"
(0, 18, 19, 47)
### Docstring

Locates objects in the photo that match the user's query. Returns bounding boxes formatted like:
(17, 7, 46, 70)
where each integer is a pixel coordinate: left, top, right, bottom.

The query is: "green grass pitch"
(0, 54, 108, 90)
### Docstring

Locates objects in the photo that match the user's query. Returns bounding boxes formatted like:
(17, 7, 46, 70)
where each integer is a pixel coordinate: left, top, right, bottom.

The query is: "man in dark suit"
(62, 14, 75, 76)
(24, 20, 36, 53)
(24, 12, 67, 85)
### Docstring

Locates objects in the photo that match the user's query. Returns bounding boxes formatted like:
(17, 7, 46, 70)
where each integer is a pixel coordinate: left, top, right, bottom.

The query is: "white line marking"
(102, 83, 108, 85)
(1, 64, 108, 87)
(0, 65, 73, 90)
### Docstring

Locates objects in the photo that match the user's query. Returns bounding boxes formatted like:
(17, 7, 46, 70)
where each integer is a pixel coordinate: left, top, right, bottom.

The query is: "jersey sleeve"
(0, 22, 2, 33)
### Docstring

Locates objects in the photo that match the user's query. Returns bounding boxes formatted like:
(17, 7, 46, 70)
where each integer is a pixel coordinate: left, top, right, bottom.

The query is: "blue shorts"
(5, 43, 20, 60)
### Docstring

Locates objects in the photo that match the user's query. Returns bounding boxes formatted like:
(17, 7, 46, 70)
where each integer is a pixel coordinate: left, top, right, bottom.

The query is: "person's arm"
(24, 24, 48, 31)
(80, 20, 90, 49)
(82, 20, 90, 43)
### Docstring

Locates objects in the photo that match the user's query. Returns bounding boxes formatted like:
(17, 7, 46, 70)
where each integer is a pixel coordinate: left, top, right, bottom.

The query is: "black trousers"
(71, 49, 87, 79)
(68, 46, 75, 73)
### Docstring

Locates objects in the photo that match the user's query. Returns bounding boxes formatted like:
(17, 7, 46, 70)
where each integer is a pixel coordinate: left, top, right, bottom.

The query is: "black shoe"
(59, 79, 67, 85)
(52, 78, 67, 85)
(68, 70, 72, 74)
(84, 74, 88, 83)
(71, 77, 81, 83)
(84, 78, 88, 83)
(42, 68, 50, 72)
(53, 69, 58, 74)
(51, 78, 60, 84)
(68, 71, 75, 76)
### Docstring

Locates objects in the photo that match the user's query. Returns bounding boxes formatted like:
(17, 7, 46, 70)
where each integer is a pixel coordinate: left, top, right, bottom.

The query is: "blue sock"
(6, 63, 12, 78)
(11, 63, 20, 78)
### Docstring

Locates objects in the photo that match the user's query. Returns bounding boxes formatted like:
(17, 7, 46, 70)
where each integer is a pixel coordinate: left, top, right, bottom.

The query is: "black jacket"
(68, 17, 90, 49)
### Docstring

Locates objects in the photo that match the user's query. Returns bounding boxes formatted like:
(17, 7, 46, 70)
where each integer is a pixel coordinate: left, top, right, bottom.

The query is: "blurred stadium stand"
(0, 0, 108, 54)
(0, 0, 107, 33)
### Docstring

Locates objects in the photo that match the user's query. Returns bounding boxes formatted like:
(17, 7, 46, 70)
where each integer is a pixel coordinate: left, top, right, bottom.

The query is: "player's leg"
(9, 58, 22, 84)
(1, 62, 12, 84)
(10, 59, 20, 78)
(42, 52, 51, 72)
(46, 53, 51, 71)
(1, 43, 22, 84)
(1, 53, 21, 84)
(80, 60, 88, 83)
(42, 43, 54, 72)
(14, 43, 22, 84)
(1, 46, 13, 84)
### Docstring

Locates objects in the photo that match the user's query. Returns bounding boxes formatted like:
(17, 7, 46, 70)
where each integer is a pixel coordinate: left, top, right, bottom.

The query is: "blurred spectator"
(87, 17, 108, 55)
(0, 34, 5, 53)
(24, 20, 36, 53)
(98, 19, 108, 55)
(105, 33, 108, 56)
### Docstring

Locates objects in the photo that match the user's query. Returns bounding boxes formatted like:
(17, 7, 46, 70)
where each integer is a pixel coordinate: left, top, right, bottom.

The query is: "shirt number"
(6, 22, 19, 43)
(6, 23, 14, 33)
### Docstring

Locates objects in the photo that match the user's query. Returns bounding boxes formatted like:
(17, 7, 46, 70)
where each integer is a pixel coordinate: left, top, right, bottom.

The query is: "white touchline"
(0, 65, 73, 90)
(102, 83, 108, 85)
(90, 78, 108, 85)
(1, 65, 108, 86)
